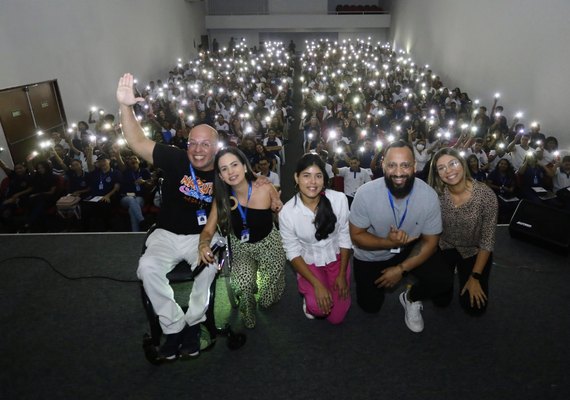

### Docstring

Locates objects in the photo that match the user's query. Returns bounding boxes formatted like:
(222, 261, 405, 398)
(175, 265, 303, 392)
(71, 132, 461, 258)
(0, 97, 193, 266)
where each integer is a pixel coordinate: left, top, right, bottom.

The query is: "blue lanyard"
(232, 182, 252, 227)
(189, 163, 206, 203)
(388, 189, 412, 229)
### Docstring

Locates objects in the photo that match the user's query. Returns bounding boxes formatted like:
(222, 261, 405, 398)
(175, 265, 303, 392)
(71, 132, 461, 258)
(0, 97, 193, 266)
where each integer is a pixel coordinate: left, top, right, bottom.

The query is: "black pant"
(353, 247, 454, 313)
(441, 248, 492, 317)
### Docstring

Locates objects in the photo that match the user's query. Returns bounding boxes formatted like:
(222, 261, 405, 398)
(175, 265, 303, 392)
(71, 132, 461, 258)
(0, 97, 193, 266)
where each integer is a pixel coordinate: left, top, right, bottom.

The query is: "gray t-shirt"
(349, 177, 442, 262)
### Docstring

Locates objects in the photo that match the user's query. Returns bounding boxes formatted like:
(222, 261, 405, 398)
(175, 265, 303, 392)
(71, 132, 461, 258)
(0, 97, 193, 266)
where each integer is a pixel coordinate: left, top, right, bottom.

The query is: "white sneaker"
(302, 298, 315, 320)
(399, 290, 424, 333)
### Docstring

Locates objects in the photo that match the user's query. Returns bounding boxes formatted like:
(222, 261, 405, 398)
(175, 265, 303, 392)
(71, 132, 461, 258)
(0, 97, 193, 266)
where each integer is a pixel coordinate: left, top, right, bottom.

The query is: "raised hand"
(117, 73, 145, 107)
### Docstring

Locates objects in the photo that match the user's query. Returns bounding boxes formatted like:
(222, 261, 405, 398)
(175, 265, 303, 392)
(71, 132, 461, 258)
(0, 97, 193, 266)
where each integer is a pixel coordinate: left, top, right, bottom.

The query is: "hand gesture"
(314, 281, 332, 314)
(388, 225, 417, 247)
(334, 274, 349, 299)
(199, 242, 215, 265)
(461, 277, 487, 309)
(117, 74, 145, 107)
(374, 265, 403, 288)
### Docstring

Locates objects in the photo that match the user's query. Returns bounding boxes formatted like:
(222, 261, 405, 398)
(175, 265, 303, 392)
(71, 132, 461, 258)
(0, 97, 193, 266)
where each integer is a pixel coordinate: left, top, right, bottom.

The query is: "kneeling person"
(349, 141, 453, 333)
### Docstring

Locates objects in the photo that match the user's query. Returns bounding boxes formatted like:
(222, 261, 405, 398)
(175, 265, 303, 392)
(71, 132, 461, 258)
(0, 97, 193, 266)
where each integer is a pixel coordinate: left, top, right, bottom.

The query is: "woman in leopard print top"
(428, 148, 497, 316)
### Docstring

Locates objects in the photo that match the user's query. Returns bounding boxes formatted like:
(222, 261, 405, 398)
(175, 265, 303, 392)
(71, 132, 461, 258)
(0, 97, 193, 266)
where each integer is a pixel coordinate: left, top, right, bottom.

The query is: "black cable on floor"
(0, 256, 140, 283)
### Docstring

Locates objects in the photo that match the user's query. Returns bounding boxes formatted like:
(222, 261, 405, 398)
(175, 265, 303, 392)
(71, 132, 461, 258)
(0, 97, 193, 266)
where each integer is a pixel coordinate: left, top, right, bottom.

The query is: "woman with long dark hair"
(428, 148, 497, 316)
(198, 147, 285, 329)
(278, 153, 352, 323)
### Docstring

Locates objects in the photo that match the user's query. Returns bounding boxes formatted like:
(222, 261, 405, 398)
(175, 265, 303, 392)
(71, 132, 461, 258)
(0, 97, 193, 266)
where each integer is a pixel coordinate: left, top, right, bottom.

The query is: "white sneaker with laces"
(399, 290, 424, 333)
(302, 298, 315, 320)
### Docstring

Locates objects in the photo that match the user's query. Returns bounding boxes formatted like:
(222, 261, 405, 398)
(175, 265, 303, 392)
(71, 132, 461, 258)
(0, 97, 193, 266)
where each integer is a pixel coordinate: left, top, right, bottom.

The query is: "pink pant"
(297, 256, 351, 324)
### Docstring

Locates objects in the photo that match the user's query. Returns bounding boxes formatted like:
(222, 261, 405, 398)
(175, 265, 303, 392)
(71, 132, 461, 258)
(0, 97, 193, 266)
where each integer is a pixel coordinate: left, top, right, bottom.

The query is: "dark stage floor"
(0, 227, 568, 400)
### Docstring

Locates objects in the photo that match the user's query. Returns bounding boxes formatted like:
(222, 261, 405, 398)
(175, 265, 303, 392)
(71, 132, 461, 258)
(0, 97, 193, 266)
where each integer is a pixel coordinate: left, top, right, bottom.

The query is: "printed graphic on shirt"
(179, 175, 214, 203)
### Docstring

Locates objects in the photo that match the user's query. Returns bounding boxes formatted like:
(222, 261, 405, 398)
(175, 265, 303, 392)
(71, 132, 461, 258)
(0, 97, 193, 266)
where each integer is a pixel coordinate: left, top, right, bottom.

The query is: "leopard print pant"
(230, 227, 286, 328)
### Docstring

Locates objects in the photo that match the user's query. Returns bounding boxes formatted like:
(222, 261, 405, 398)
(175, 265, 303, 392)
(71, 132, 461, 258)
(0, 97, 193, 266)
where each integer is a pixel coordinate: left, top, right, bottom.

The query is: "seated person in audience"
(487, 142, 512, 172)
(536, 136, 558, 167)
(528, 123, 546, 148)
(252, 143, 277, 172)
(318, 150, 334, 187)
(553, 155, 570, 209)
(83, 153, 121, 231)
(357, 138, 376, 169)
(214, 114, 230, 139)
(70, 131, 96, 172)
(120, 156, 152, 232)
(332, 154, 372, 208)
(49, 144, 72, 176)
(50, 130, 70, 153)
(428, 148, 497, 316)
(507, 132, 531, 171)
(413, 138, 436, 180)
(465, 138, 489, 171)
(486, 158, 518, 223)
(516, 151, 554, 203)
(21, 160, 59, 232)
(466, 154, 487, 182)
(256, 156, 280, 192)
(262, 128, 283, 162)
(238, 136, 257, 166)
(279, 153, 352, 324)
(0, 160, 33, 228)
(170, 128, 189, 150)
(66, 159, 90, 198)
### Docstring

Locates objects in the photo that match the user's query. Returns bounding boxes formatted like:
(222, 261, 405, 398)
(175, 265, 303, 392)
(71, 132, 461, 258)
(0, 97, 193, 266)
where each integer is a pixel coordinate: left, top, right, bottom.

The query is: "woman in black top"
(199, 147, 285, 329)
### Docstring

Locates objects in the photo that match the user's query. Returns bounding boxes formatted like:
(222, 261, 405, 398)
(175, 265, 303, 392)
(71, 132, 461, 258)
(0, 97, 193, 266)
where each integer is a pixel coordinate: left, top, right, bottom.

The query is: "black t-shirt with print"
(153, 143, 214, 235)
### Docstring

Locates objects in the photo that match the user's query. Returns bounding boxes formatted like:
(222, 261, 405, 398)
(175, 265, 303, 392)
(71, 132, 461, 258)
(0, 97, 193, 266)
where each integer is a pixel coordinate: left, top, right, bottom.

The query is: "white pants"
(137, 228, 220, 334)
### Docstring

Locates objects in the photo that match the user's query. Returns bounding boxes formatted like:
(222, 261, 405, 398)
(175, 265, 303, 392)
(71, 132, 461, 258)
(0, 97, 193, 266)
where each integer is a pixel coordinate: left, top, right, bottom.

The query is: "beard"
(385, 173, 415, 198)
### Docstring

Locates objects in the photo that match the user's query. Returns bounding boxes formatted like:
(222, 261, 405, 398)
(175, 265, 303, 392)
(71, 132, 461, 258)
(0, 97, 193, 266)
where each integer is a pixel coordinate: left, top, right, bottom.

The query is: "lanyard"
(388, 189, 412, 229)
(99, 171, 109, 185)
(232, 182, 252, 228)
(189, 163, 206, 204)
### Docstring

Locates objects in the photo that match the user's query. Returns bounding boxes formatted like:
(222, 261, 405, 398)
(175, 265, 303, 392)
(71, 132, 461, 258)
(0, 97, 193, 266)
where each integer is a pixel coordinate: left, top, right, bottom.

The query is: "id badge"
(240, 228, 250, 243)
(196, 209, 207, 225)
(98, 183, 104, 190)
(390, 247, 401, 254)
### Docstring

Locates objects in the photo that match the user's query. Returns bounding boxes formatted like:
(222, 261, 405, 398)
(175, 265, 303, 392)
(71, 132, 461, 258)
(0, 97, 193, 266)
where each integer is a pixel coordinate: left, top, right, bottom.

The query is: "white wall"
(0, 0, 206, 126)
(269, 0, 327, 14)
(389, 0, 570, 148)
(206, 14, 390, 30)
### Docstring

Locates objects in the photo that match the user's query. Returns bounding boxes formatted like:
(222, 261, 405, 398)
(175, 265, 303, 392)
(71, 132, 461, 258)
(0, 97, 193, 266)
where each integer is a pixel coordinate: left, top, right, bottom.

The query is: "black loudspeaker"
(509, 200, 570, 253)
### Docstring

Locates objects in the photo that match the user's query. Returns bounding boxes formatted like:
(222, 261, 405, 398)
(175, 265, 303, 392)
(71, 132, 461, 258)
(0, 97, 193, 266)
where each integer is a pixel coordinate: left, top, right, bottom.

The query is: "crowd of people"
(298, 38, 570, 221)
(1, 36, 569, 360)
(0, 38, 294, 233)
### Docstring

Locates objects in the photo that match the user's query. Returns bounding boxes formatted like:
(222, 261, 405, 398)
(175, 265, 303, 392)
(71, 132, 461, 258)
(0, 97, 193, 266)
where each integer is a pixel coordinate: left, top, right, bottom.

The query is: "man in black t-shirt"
(117, 74, 220, 361)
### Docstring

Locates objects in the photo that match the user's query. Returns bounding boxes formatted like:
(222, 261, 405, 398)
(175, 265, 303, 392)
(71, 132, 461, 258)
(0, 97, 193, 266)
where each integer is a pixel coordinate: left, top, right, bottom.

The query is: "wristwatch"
(399, 264, 408, 277)
(471, 272, 482, 280)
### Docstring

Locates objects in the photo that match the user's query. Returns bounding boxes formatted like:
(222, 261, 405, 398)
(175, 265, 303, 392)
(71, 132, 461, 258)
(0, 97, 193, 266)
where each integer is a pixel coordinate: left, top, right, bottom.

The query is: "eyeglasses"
(187, 140, 213, 150)
(385, 162, 414, 171)
(436, 159, 461, 173)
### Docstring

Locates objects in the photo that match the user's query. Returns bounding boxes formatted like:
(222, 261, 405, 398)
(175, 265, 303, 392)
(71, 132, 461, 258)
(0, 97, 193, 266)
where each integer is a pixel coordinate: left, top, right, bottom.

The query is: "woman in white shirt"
(279, 153, 352, 324)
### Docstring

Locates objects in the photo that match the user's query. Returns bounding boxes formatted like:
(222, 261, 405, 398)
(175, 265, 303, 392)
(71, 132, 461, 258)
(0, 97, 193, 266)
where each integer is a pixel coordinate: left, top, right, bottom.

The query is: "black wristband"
(471, 272, 482, 280)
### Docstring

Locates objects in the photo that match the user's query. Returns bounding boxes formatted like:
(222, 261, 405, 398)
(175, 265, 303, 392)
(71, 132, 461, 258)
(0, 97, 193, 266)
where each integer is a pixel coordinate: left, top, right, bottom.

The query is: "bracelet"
(471, 272, 482, 280)
(398, 264, 408, 277)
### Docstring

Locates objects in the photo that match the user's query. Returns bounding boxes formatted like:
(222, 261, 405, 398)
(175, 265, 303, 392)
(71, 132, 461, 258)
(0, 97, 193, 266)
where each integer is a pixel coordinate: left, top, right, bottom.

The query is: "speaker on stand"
(509, 200, 570, 253)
